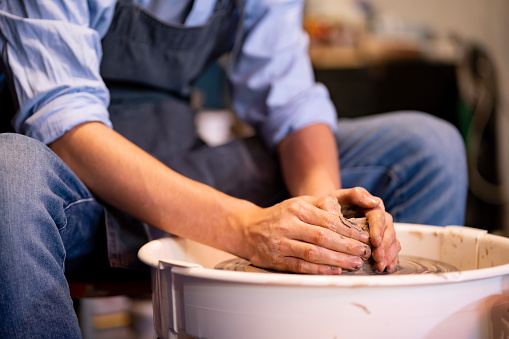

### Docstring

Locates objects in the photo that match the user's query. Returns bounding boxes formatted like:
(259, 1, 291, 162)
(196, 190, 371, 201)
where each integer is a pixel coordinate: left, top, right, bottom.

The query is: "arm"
(277, 122, 400, 272)
(232, 1, 400, 272)
(0, 4, 113, 144)
(49, 122, 251, 254)
(278, 123, 340, 197)
(49, 122, 252, 257)
(50, 122, 373, 274)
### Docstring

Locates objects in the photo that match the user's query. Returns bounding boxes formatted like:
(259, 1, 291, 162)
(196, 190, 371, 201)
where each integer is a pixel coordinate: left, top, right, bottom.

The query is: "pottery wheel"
(214, 255, 458, 275)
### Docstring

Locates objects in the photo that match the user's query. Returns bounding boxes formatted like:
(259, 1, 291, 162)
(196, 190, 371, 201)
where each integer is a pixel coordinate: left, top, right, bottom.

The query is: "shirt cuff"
(16, 92, 112, 145)
(260, 83, 338, 149)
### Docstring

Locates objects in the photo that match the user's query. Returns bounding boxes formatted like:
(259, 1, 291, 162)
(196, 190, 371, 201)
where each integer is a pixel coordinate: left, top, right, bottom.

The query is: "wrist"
(222, 199, 262, 259)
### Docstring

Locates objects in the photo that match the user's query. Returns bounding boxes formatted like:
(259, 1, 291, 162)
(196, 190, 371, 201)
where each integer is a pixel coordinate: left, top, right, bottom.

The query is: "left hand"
(325, 187, 401, 272)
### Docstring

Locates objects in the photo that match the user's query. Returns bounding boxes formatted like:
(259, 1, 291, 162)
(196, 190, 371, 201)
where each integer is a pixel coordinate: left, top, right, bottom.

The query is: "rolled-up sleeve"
(0, 1, 115, 144)
(229, 0, 338, 149)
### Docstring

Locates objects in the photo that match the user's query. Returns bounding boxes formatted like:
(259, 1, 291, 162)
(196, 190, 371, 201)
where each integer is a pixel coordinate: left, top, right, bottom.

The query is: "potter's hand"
(330, 187, 401, 272)
(241, 195, 372, 275)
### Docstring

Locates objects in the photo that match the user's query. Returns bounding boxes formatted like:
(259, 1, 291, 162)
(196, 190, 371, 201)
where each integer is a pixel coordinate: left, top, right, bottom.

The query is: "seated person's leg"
(0, 133, 105, 338)
(337, 111, 467, 226)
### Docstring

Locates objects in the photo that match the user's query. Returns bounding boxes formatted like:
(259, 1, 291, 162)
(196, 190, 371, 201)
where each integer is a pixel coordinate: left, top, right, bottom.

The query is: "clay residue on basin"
(409, 231, 424, 241)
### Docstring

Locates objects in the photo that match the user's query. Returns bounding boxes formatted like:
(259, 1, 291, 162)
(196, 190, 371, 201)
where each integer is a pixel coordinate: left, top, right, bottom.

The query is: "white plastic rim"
(138, 223, 509, 288)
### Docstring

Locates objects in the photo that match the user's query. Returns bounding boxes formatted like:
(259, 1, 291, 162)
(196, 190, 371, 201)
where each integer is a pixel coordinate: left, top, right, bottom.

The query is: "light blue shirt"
(0, 0, 337, 148)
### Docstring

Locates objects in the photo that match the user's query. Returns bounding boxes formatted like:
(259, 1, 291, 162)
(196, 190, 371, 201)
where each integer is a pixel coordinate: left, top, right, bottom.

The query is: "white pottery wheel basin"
(138, 223, 509, 339)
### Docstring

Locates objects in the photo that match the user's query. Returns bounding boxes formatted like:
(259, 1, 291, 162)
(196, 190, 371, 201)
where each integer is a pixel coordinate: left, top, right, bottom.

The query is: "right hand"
(239, 194, 373, 275)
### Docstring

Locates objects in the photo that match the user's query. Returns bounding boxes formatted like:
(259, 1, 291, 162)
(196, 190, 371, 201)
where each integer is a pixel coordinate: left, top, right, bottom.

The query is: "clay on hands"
(338, 212, 377, 274)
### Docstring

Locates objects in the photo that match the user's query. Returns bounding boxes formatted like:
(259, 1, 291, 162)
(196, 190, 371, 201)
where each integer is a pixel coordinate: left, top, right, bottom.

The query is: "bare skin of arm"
(278, 123, 401, 272)
(278, 123, 340, 198)
(50, 122, 378, 274)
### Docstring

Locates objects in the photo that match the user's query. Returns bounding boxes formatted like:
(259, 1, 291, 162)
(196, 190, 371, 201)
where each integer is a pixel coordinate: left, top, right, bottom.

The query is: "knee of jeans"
(0, 133, 70, 207)
(0, 133, 51, 179)
(0, 134, 39, 200)
(394, 111, 467, 185)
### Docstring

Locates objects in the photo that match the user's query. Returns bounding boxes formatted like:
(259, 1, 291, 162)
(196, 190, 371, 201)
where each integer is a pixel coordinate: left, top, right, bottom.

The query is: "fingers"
(274, 257, 343, 275)
(374, 242, 401, 273)
(245, 197, 372, 274)
(315, 195, 342, 216)
(331, 187, 381, 211)
(281, 240, 364, 272)
(370, 212, 401, 272)
(340, 191, 400, 273)
(293, 223, 371, 259)
(306, 191, 401, 274)
(294, 197, 369, 243)
(267, 235, 366, 274)
(385, 239, 401, 272)
(245, 193, 401, 275)
(365, 207, 387, 248)
(273, 211, 371, 273)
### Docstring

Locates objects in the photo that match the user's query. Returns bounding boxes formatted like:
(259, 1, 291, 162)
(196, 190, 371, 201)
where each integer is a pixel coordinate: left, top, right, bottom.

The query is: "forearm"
(278, 123, 341, 197)
(48, 122, 396, 274)
(49, 122, 255, 257)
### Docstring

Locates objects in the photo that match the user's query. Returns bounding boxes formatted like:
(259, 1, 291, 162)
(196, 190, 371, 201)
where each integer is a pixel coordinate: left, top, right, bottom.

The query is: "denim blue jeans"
(0, 111, 467, 338)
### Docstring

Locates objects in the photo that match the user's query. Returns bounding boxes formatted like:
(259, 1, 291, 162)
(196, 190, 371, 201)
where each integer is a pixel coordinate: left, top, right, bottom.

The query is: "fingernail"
(350, 257, 363, 270)
(369, 197, 379, 205)
(363, 246, 371, 258)
(329, 266, 342, 275)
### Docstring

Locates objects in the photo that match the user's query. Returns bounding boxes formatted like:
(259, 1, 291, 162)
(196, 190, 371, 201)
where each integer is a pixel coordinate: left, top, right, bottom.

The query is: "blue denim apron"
(99, 0, 288, 269)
